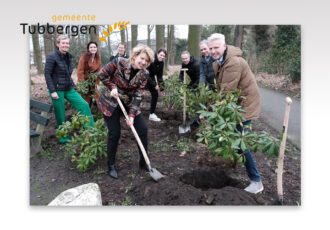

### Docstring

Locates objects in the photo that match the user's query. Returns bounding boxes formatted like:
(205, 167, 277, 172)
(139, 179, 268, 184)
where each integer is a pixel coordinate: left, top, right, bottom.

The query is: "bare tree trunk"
(147, 25, 154, 47)
(131, 25, 138, 48)
(234, 25, 244, 48)
(169, 25, 175, 65)
(247, 25, 258, 72)
(165, 25, 174, 70)
(188, 25, 202, 60)
(43, 31, 54, 56)
(89, 25, 99, 46)
(32, 33, 44, 74)
(125, 27, 129, 55)
(107, 33, 112, 57)
(156, 25, 165, 52)
(120, 28, 126, 45)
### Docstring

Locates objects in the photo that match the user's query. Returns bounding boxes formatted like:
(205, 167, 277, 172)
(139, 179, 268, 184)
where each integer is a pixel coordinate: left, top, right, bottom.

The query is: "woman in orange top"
(77, 41, 102, 108)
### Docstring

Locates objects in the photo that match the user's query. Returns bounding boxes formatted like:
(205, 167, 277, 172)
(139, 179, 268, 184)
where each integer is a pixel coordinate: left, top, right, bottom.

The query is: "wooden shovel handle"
(181, 69, 188, 124)
(116, 97, 151, 166)
(277, 97, 292, 198)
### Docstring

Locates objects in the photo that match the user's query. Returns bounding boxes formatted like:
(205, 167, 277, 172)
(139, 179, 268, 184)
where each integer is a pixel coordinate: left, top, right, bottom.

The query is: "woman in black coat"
(146, 49, 167, 122)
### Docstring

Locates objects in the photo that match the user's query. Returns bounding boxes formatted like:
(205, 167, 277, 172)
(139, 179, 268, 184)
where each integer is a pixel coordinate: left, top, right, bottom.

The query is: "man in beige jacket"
(208, 33, 263, 194)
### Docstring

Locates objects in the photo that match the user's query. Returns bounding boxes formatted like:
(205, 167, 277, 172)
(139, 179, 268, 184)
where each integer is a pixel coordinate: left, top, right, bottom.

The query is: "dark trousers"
(103, 106, 148, 167)
(147, 81, 158, 114)
(236, 120, 262, 182)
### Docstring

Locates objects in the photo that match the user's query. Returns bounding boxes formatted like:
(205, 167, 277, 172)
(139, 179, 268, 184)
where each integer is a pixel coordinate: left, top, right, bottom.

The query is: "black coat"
(200, 55, 216, 90)
(44, 49, 75, 93)
(147, 54, 164, 89)
(179, 56, 200, 89)
(109, 53, 129, 63)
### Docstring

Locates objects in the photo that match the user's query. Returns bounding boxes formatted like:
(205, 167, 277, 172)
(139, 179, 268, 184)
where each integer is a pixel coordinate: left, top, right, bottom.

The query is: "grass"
(152, 138, 171, 153)
(120, 196, 133, 206)
(128, 172, 136, 179)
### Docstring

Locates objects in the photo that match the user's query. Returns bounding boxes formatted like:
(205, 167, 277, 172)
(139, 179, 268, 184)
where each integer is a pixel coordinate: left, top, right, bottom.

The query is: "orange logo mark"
(99, 21, 130, 42)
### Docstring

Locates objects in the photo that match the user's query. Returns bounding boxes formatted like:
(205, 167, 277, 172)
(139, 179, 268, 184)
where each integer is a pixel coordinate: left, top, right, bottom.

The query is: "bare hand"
(126, 117, 134, 127)
(155, 85, 159, 91)
(51, 92, 59, 99)
(111, 88, 119, 99)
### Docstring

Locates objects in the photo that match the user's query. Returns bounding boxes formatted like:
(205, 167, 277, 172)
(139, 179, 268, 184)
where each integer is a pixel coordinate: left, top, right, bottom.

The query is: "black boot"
(139, 158, 150, 172)
(109, 165, 118, 179)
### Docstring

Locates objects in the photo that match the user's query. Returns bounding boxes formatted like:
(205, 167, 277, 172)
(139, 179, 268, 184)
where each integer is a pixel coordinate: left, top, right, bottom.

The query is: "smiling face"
(157, 51, 166, 62)
(200, 43, 209, 57)
(181, 54, 190, 65)
(208, 39, 226, 60)
(57, 38, 70, 54)
(88, 43, 98, 55)
(117, 44, 125, 57)
(132, 52, 150, 69)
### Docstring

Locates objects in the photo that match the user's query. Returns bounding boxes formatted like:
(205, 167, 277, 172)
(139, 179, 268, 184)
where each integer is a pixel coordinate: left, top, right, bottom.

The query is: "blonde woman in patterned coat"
(98, 44, 154, 179)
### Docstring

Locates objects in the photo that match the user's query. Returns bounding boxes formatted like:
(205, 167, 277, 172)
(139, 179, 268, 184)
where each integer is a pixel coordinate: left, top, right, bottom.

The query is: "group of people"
(44, 32, 263, 194)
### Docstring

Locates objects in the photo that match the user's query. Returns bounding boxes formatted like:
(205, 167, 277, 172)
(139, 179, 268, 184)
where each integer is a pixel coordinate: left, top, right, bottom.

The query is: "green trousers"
(49, 88, 94, 128)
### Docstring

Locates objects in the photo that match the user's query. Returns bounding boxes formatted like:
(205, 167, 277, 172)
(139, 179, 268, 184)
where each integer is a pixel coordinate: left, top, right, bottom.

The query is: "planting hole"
(180, 169, 240, 189)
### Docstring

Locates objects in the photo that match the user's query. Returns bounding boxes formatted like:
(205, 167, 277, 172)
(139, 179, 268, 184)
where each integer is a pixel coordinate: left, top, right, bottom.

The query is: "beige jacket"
(213, 45, 260, 120)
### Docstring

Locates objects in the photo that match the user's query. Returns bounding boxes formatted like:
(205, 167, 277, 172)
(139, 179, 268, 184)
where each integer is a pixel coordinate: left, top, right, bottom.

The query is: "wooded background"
(30, 25, 301, 82)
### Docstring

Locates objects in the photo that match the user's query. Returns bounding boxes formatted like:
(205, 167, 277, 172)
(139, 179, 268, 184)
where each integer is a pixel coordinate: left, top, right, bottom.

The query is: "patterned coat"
(97, 57, 149, 118)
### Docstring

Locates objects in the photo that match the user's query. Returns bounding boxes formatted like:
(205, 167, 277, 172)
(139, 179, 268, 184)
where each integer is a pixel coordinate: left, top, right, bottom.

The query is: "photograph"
(29, 24, 301, 206)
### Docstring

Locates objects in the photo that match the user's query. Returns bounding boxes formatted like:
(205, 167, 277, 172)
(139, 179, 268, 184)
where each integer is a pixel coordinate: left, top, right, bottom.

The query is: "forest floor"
(30, 67, 301, 206)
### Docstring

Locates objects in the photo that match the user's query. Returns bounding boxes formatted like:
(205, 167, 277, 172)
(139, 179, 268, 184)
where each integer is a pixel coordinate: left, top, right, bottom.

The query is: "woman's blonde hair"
(56, 35, 70, 44)
(129, 44, 154, 67)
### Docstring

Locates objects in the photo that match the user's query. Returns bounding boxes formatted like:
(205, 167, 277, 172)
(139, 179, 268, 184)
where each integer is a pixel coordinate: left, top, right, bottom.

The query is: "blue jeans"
(236, 120, 262, 182)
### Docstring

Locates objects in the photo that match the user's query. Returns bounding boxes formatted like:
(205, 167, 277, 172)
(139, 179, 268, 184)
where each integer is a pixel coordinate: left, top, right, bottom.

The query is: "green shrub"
(76, 71, 99, 103)
(196, 89, 280, 167)
(56, 113, 108, 172)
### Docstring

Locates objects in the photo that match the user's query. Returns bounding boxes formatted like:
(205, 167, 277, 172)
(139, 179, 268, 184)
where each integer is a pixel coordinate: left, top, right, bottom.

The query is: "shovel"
(179, 68, 191, 134)
(116, 97, 164, 182)
(276, 97, 292, 204)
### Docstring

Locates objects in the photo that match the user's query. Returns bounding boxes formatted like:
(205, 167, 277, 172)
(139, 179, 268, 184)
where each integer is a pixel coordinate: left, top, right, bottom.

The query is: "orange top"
(77, 54, 102, 84)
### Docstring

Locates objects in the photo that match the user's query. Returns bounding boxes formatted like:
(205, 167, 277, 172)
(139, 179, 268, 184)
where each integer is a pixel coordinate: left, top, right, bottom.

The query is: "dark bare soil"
(30, 93, 301, 206)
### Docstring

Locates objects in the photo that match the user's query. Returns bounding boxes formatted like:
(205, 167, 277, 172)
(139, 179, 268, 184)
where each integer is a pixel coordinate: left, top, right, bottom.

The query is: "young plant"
(76, 71, 99, 104)
(56, 113, 108, 172)
(196, 89, 281, 167)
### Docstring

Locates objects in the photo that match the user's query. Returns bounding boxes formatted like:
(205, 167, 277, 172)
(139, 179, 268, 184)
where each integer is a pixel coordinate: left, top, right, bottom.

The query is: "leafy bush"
(56, 113, 107, 172)
(76, 71, 99, 102)
(196, 89, 280, 167)
(163, 72, 184, 111)
(164, 72, 218, 117)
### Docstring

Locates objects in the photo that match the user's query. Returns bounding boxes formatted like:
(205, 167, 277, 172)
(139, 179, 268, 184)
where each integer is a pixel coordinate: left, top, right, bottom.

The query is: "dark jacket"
(97, 57, 149, 118)
(213, 45, 260, 120)
(147, 54, 164, 89)
(179, 56, 200, 89)
(200, 55, 216, 90)
(44, 49, 75, 93)
(109, 53, 129, 63)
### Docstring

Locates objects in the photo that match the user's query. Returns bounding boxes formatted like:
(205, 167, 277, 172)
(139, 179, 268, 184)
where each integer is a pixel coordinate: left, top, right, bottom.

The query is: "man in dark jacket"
(146, 49, 167, 122)
(179, 51, 200, 89)
(199, 40, 216, 90)
(109, 43, 129, 63)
